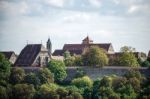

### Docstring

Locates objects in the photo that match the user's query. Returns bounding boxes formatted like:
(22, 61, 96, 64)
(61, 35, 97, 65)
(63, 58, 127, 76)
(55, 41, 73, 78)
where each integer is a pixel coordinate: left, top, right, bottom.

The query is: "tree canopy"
(37, 68, 54, 84)
(0, 53, 11, 81)
(9, 67, 25, 84)
(120, 46, 136, 52)
(82, 46, 108, 67)
(48, 60, 67, 82)
(119, 52, 139, 67)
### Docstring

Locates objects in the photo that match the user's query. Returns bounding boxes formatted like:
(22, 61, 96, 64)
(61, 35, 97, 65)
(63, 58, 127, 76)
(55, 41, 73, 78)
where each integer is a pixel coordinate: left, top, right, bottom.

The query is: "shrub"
(9, 67, 25, 84)
(12, 84, 35, 99)
(74, 55, 83, 66)
(48, 60, 67, 82)
(71, 76, 93, 88)
(118, 52, 139, 67)
(37, 68, 54, 84)
(0, 53, 11, 81)
(25, 73, 41, 87)
(82, 46, 108, 67)
(0, 86, 8, 99)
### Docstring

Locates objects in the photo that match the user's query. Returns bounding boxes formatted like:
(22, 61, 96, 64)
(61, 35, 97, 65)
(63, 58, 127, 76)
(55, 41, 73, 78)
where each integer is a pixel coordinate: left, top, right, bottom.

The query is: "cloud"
(127, 4, 150, 15)
(88, 0, 101, 7)
(0, 1, 29, 17)
(0, 0, 150, 53)
(63, 12, 91, 23)
(112, 0, 150, 16)
(43, 0, 66, 7)
(128, 5, 139, 13)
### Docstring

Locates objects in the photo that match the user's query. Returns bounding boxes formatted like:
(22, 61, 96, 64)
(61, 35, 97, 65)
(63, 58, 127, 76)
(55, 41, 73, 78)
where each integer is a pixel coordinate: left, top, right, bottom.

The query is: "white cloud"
(0, 1, 29, 16)
(128, 5, 139, 13)
(88, 0, 101, 7)
(127, 4, 150, 15)
(44, 0, 66, 7)
(63, 12, 91, 23)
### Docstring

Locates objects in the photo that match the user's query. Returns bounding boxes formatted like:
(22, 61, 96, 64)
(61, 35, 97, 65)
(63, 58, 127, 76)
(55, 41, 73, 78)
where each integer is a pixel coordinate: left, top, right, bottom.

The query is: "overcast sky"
(0, 0, 150, 54)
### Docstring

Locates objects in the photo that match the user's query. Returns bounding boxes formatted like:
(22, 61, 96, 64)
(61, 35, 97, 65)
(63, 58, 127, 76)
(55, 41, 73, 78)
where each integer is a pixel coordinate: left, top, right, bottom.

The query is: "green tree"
(64, 51, 71, 59)
(25, 73, 41, 87)
(34, 83, 58, 99)
(118, 52, 139, 67)
(118, 46, 139, 66)
(74, 55, 83, 66)
(64, 51, 75, 66)
(0, 86, 8, 99)
(48, 60, 67, 82)
(82, 46, 108, 67)
(37, 68, 54, 84)
(12, 84, 35, 99)
(141, 57, 150, 67)
(0, 53, 11, 81)
(141, 60, 150, 67)
(9, 67, 25, 84)
(124, 69, 143, 80)
(118, 84, 137, 99)
(71, 76, 93, 89)
(65, 57, 75, 66)
(120, 46, 136, 52)
(56, 87, 68, 98)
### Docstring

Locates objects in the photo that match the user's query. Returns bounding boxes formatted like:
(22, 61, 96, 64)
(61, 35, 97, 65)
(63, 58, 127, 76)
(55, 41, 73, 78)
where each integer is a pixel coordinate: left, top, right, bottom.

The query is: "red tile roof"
(53, 43, 112, 56)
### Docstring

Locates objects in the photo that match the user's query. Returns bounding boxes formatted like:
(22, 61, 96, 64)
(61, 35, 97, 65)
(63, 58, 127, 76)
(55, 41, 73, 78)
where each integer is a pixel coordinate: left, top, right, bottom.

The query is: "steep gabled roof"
(15, 44, 47, 66)
(53, 50, 64, 56)
(0, 51, 15, 59)
(82, 36, 93, 44)
(53, 49, 83, 56)
(53, 43, 112, 56)
(63, 43, 111, 52)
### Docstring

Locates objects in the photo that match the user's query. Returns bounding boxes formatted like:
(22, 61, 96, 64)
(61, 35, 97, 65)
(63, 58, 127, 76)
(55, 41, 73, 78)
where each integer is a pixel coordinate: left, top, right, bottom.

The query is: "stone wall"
(65, 66, 150, 81)
(15, 66, 150, 82)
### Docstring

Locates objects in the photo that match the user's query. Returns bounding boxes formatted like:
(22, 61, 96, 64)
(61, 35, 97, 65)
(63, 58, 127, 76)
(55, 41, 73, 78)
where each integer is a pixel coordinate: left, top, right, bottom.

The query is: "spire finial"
(26, 40, 28, 45)
(41, 40, 42, 44)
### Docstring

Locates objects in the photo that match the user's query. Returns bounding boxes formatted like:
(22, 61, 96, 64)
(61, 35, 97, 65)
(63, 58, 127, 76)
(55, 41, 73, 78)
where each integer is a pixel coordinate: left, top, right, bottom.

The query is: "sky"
(0, 0, 150, 54)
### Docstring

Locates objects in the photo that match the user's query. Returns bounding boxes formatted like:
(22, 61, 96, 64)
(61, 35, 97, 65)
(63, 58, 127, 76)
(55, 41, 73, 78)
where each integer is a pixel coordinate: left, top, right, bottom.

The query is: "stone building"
(0, 51, 17, 64)
(15, 38, 52, 67)
(53, 36, 115, 56)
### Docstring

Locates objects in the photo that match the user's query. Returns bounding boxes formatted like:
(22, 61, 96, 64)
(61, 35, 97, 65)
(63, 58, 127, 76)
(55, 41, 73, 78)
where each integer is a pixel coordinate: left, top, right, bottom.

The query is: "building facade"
(53, 36, 115, 56)
(15, 38, 52, 67)
(0, 51, 17, 64)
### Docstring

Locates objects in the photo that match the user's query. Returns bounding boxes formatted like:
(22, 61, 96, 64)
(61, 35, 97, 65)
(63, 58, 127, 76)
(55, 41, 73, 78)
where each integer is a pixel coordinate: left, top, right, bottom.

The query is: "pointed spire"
(82, 35, 93, 44)
(47, 37, 52, 56)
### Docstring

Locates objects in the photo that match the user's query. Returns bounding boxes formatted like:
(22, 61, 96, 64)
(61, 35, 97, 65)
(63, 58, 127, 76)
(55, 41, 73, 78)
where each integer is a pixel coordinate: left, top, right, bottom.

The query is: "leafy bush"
(25, 73, 41, 87)
(37, 68, 54, 84)
(118, 52, 139, 67)
(48, 60, 67, 82)
(82, 46, 108, 67)
(9, 67, 25, 84)
(0, 53, 11, 81)
(71, 76, 93, 88)
(12, 84, 35, 99)
(0, 86, 8, 99)
(74, 55, 83, 66)
(34, 83, 83, 99)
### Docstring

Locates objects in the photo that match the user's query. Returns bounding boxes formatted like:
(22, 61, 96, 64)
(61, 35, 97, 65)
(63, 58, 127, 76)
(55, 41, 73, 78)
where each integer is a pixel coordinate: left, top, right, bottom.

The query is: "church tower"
(47, 37, 52, 56)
